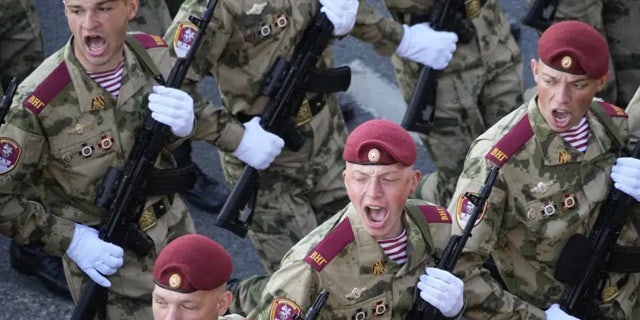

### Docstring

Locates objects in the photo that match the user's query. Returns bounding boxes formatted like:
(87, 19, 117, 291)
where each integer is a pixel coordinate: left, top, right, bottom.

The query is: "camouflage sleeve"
(448, 139, 547, 319)
(350, 1, 404, 57)
(165, 0, 244, 153)
(0, 90, 75, 256)
(247, 260, 324, 319)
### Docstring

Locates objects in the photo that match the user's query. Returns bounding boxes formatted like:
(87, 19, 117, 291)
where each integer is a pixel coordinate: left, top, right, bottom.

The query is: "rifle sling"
(124, 34, 165, 84)
(606, 245, 640, 273)
(406, 205, 436, 257)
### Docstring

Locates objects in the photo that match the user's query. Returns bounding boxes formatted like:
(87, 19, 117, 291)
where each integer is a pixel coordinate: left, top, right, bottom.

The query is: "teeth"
(368, 205, 382, 210)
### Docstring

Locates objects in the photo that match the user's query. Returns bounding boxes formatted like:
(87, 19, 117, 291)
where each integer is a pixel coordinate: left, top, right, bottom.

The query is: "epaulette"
(131, 33, 168, 49)
(304, 219, 354, 272)
(485, 115, 534, 167)
(23, 62, 71, 115)
(418, 205, 452, 224)
(597, 101, 627, 118)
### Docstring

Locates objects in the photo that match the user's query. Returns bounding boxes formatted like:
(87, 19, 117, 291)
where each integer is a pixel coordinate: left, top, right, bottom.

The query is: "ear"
(217, 290, 233, 316)
(594, 71, 611, 92)
(531, 59, 539, 83)
(127, 0, 139, 20)
(409, 169, 421, 194)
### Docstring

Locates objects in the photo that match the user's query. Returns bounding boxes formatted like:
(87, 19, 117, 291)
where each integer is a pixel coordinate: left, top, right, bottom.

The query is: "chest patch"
(269, 297, 302, 320)
(0, 138, 22, 174)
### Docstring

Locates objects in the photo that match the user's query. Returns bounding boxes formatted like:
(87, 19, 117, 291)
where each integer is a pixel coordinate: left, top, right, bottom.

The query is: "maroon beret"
(538, 20, 609, 78)
(343, 119, 416, 166)
(153, 234, 232, 293)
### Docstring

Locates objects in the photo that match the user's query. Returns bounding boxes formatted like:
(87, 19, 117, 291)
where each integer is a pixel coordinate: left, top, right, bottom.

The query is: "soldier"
(130, 0, 173, 35)
(166, 0, 359, 279)
(0, 0, 283, 318)
(352, 0, 523, 206)
(245, 119, 464, 319)
(152, 234, 244, 320)
(449, 20, 640, 319)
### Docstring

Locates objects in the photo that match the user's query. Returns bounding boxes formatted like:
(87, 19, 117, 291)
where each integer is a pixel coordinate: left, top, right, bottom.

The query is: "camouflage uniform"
(167, 0, 374, 274)
(449, 98, 640, 319)
(247, 200, 454, 320)
(0, 33, 242, 319)
(354, 0, 523, 206)
(129, 0, 173, 35)
(0, 0, 44, 85)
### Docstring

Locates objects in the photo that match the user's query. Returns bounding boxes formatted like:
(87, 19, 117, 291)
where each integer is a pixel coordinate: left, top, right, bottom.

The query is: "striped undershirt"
(378, 229, 408, 265)
(87, 60, 125, 97)
(560, 117, 590, 152)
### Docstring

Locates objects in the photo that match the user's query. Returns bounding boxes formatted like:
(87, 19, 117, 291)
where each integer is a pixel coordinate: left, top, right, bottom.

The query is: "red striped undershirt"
(87, 60, 125, 97)
(560, 117, 590, 152)
(378, 229, 408, 265)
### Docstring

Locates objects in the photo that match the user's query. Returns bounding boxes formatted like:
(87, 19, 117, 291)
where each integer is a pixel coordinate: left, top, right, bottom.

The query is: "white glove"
(417, 267, 464, 317)
(545, 304, 580, 320)
(395, 23, 458, 70)
(610, 157, 640, 202)
(148, 85, 195, 138)
(66, 224, 124, 287)
(233, 116, 284, 170)
(319, 0, 359, 36)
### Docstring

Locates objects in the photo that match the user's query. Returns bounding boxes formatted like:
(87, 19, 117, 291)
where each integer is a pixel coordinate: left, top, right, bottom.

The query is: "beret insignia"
(368, 148, 380, 163)
(561, 56, 573, 69)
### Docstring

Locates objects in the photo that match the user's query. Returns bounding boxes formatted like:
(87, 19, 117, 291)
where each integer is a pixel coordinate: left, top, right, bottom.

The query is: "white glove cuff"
(395, 24, 413, 57)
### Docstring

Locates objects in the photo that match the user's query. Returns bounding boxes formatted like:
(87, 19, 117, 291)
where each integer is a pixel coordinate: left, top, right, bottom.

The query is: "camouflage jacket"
(449, 98, 640, 319)
(0, 33, 239, 256)
(247, 199, 454, 320)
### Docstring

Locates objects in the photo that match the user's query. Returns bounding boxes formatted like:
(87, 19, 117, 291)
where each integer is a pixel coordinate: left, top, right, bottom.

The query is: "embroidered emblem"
(368, 148, 380, 163)
(99, 134, 114, 150)
(79, 143, 94, 158)
(269, 297, 301, 320)
(91, 95, 105, 110)
(274, 14, 288, 30)
(0, 138, 22, 174)
(541, 201, 556, 217)
(559, 150, 571, 164)
(344, 287, 366, 300)
(372, 300, 388, 316)
(455, 193, 487, 229)
(172, 21, 199, 58)
(372, 261, 386, 275)
(169, 273, 182, 289)
(246, 2, 267, 15)
(561, 56, 573, 69)
(561, 194, 577, 210)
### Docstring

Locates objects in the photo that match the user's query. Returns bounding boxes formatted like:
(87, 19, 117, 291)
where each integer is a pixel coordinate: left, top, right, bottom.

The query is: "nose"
(553, 83, 571, 105)
(366, 179, 383, 198)
(82, 10, 99, 29)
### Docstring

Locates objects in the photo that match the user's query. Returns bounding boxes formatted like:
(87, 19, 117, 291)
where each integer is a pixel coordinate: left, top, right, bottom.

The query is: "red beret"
(343, 119, 416, 166)
(153, 234, 232, 293)
(538, 20, 609, 78)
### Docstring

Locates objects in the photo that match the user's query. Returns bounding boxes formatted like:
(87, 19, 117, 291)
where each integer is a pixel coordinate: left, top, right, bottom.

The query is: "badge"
(168, 273, 182, 289)
(79, 143, 94, 158)
(99, 134, 114, 150)
(91, 95, 105, 110)
(0, 138, 22, 174)
(344, 287, 366, 300)
(372, 261, 386, 275)
(372, 300, 388, 316)
(530, 181, 550, 194)
(527, 207, 539, 221)
(464, 0, 482, 18)
(173, 21, 199, 58)
(561, 194, 577, 210)
(541, 201, 556, 217)
(559, 150, 572, 163)
(274, 14, 288, 30)
(602, 285, 619, 303)
(561, 56, 573, 69)
(246, 2, 267, 15)
(455, 193, 487, 229)
(260, 24, 272, 37)
(269, 297, 301, 320)
(368, 148, 380, 163)
(352, 308, 367, 320)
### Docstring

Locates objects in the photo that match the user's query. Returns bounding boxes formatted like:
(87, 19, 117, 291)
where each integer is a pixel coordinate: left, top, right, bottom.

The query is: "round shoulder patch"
(455, 193, 487, 230)
(172, 21, 199, 58)
(0, 138, 22, 174)
(269, 297, 302, 320)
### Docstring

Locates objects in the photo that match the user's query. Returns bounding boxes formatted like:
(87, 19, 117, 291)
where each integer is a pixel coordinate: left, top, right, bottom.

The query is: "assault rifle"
(555, 142, 640, 319)
(294, 289, 329, 320)
(0, 77, 18, 125)
(215, 11, 351, 237)
(69, 0, 219, 318)
(407, 165, 500, 319)
(400, 0, 473, 135)
(522, 0, 559, 32)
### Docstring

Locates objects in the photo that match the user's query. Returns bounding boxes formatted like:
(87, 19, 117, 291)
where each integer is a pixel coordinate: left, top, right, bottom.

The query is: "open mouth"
(551, 109, 572, 128)
(84, 35, 107, 56)
(365, 205, 388, 227)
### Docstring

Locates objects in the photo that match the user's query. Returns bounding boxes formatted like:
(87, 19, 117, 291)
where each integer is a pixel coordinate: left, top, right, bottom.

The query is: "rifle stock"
(406, 165, 500, 319)
(70, 0, 219, 318)
(215, 12, 351, 237)
(521, 0, 558, 32)
(558, 142, 640, 319)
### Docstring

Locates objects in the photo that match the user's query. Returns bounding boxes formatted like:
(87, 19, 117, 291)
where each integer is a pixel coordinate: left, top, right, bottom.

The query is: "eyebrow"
(66, 0, 117, 8)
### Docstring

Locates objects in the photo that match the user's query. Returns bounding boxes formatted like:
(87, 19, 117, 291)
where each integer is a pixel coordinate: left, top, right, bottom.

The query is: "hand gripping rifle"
(521, 0, 559, 32)
(555, 142, 640, 319)
(406, 165, 500, 319)
(400, 0, 473, 135)
(214, 11, 351, 237)
(294, 289, 330, 320)
(69, 0, 219, 318)
(0, 77, 18, 125)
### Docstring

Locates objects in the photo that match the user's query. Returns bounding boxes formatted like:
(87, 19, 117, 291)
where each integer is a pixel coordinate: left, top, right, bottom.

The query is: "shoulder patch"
(23, 62, 71, 115)
(486, 114, 534, 167)
(0, 138, 22, 174)
(597, 101, 627, 118)
(455, 193, 488, 230)
(131, 33, 168, 49)
(418, 205, 452, 224)
(304, 219, 354, 272)
(269, 297, 302, 320)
